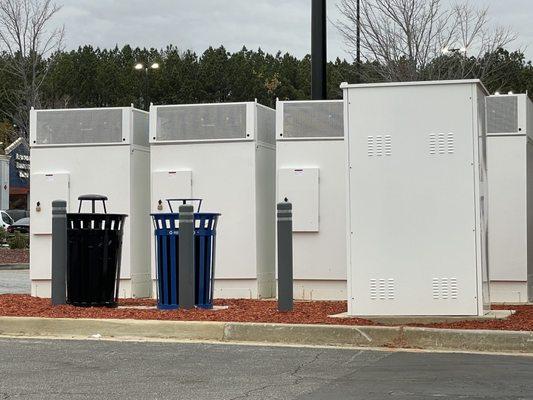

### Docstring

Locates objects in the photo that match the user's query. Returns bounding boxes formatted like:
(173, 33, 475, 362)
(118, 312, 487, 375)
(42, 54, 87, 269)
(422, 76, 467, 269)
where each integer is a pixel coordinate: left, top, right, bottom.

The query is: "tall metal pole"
(311, 0, 327, 100)
(144, 68, 149, 111)
(356, 0, 361, 83)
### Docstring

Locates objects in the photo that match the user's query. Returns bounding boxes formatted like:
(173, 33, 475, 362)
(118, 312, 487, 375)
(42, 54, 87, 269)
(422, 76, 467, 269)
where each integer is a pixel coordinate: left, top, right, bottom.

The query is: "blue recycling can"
(151, 199, 220, 310)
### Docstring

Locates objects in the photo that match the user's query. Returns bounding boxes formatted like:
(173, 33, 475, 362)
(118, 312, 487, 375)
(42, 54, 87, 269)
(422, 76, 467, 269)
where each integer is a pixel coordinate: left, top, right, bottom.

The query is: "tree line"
(1, 45, 532, 134)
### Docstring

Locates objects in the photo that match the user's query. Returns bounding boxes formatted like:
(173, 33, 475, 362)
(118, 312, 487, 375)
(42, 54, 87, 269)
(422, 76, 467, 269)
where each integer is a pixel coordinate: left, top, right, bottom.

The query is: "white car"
(0, 210, 14, 229)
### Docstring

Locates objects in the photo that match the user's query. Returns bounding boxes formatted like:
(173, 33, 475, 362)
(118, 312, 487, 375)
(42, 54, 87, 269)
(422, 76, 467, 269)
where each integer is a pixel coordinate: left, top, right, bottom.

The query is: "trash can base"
(67, 301, 118, 308)
(157, 304, 180, 311)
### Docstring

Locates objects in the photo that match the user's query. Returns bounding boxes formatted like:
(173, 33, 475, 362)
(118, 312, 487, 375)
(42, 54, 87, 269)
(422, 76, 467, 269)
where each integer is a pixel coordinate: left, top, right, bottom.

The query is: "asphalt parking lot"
(0, 338, 532, 400)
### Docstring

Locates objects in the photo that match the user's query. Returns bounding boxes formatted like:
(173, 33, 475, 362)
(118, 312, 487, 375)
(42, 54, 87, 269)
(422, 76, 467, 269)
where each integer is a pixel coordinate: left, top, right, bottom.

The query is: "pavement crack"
(228, 351, 325, 400)
(228, 383, 280, 400)
(289, 351, 324, 385)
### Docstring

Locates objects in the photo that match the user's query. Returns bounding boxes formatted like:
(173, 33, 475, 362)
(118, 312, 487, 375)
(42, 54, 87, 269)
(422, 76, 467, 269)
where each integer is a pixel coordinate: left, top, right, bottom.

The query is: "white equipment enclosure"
(343, 80, 490, 316)
(276, 100, 346, 300)
(486, 94, 533, 303)
(30, 107, 151, 298)
(150, 102, 276, 299)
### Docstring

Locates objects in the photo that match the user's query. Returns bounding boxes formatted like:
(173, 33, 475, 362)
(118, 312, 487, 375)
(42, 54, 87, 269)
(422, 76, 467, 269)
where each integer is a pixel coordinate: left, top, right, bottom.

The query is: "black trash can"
(66, 195, 126, 307)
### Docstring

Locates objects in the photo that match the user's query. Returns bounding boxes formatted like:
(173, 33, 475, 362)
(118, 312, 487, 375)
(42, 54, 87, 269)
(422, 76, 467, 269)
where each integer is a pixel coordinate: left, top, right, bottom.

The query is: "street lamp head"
(134, 63, 144, 70)
(150, 63, 160, 70)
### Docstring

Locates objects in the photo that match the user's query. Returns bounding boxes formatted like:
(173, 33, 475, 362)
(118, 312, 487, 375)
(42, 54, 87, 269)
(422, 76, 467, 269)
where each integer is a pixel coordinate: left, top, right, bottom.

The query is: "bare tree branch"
(0, 0, 64, 139)
(335, 0, 516, 82)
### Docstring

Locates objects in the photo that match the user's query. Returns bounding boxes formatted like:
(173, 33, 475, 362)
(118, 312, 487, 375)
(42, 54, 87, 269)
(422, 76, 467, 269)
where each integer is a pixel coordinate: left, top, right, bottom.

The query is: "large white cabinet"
(486, 94, 533, 303)
(149, 102, 276, 299)
(276, 100, 346, 300)
(29, 107, 151, 299)
(343, 80, 490, 316)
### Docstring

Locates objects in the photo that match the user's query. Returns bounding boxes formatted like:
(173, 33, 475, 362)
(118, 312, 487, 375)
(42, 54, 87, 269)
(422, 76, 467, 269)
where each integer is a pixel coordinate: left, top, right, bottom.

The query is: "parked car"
(5, 209, 29, 223)
(0, 210, 14, 229)
(7, 217, 29, 234)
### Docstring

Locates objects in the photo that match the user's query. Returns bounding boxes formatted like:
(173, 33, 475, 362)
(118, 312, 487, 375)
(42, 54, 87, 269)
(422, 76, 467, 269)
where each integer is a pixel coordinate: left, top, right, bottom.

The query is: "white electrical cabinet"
(343, 80, 490, 316)
(276, 100, 346, 300)
(150, 102, 276, 299)
(29, 107, 151, 299)
(486, 94, 533, 303)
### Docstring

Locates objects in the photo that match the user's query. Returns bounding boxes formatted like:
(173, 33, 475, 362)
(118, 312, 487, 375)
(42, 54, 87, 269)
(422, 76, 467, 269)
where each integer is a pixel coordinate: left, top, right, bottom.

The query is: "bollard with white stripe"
(178, 204, 195, 310)
(277, 201, 293, 312)
(51, 200, 67, 305)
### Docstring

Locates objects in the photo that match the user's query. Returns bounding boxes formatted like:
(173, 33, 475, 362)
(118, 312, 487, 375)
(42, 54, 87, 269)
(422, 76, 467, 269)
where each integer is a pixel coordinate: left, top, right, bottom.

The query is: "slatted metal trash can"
(152, 199, 220, 310)
(66, 195, 126, 307)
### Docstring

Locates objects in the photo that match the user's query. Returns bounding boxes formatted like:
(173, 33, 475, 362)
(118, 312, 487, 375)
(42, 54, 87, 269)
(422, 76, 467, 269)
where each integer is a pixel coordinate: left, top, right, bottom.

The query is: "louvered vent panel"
(432, 278, 459, 300)
(370, 279, 395, 300)
(368, 135, 391, 157)
(367, 136, 374, 157)
(429, 133, 454, 155)
(486, 96, 519, 134)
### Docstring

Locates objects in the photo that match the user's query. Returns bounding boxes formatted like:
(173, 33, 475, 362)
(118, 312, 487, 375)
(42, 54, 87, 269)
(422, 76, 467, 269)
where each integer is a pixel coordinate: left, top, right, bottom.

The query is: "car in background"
(5, 209, 29, 223)
(0, 210, 14, 229)
(7, 217, 29, 234)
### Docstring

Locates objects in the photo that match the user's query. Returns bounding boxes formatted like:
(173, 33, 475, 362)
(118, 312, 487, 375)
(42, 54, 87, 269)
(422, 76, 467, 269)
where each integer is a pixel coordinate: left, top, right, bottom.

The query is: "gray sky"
(54, 0, 533, 61)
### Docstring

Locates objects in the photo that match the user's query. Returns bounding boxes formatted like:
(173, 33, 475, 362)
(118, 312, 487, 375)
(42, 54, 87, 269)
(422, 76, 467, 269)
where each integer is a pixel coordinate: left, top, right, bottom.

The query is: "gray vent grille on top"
(256, 106, 275, 145)
(35, 109, 123, 145)
(132, 110, 149, 147)
(156, 104, 248, 141)
(282, 101, 343, 138)
(486, 96, 518, 134)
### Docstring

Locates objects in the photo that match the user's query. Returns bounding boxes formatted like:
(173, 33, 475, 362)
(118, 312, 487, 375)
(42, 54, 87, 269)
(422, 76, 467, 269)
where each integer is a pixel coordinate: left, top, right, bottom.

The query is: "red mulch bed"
(0, 295, 532, 331)
(0, 248, 29, 264)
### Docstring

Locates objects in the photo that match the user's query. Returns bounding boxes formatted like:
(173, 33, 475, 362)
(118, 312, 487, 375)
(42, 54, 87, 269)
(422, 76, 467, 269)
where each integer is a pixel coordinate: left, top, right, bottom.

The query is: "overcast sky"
(54, 0, 533, 61)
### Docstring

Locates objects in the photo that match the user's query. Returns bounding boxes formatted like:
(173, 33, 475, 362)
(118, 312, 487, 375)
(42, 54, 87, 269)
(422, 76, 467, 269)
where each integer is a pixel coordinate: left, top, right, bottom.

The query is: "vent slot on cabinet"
(370, 279, 395, 300)
(429, 133, 454, 155)
(432, 278, 458, 300)
(367, 135, 392, 157)
(486, 96, 518, 134)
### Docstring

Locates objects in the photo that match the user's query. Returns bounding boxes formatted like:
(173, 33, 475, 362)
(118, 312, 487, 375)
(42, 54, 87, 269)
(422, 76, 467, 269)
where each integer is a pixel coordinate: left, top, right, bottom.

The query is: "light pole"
(134, 62, 160, 110)
(356, 0, 361, 82)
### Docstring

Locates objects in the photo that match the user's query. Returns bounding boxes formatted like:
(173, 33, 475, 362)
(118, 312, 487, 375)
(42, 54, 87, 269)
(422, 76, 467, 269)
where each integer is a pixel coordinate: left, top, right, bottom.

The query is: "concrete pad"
(329, 310, 515, 325)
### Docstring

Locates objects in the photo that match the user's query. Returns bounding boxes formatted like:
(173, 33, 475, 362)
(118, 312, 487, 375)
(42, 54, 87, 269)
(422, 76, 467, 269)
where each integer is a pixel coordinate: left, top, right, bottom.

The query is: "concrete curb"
(0, 264, 29, 270)
(0, 317, 531, 354)
(402, 327, 533, 353)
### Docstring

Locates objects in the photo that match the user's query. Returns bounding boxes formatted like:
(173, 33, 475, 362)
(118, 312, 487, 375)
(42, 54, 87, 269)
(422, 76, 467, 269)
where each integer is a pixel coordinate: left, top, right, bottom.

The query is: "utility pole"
(311, 0, 327, 100)
(356, 0, 361, 82)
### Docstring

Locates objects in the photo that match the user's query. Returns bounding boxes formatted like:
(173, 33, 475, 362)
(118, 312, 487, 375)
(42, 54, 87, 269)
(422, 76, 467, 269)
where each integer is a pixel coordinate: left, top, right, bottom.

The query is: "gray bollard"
(178, 204, 195, 310)
(51, 200, 67, 305)
(277, 201, 293, 312)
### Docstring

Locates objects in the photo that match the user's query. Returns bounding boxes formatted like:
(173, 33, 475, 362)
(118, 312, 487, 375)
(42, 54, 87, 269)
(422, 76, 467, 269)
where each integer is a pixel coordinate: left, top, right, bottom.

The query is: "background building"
(5, 137, 30, 210)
